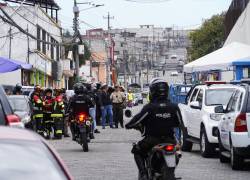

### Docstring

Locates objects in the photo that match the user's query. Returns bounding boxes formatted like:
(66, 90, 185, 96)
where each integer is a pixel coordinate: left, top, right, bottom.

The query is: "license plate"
(164, 155, 176, 167)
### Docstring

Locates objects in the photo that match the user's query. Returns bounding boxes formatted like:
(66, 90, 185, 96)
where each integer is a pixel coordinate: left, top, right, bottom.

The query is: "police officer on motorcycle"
(67, 83, 94, 140)
(125, 78, 182, 180)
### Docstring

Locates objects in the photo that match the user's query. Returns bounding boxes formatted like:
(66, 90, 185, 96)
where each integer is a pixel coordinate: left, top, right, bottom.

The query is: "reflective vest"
(127, 93, 134, 101)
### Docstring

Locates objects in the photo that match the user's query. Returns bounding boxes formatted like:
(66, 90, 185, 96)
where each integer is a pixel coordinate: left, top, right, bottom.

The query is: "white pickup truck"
(179, 83, 237, 157)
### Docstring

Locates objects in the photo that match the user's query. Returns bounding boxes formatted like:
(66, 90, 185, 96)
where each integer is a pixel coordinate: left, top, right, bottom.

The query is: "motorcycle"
(71, 112, 92, 152)
(125, 109, 181, 180)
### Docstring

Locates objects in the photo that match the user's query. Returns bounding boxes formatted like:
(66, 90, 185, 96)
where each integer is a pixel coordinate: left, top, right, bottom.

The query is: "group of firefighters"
(30, 85, 69, 139)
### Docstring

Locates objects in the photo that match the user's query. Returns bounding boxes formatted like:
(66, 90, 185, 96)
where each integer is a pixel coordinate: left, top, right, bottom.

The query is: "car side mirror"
(125, 109, 132, 118)
(190, 101, 201, 110)
(214, 105, 224, 113)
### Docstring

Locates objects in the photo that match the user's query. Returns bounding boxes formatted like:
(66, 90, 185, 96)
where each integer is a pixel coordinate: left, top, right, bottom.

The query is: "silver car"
(8, 95, 33, 128)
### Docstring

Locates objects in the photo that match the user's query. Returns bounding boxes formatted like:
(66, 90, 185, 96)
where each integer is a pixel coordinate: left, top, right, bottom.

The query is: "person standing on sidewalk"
(86, 83, 100, 134)
(110, 85, 126, 128)
(99, 85, 114, 129)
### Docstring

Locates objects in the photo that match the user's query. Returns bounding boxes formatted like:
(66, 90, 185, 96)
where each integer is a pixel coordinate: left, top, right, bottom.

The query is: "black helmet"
(149, 78, 169, 101)
(13, 83, 22, 94)
(74, 83, 87, 95)
(44, 88, 53, 95)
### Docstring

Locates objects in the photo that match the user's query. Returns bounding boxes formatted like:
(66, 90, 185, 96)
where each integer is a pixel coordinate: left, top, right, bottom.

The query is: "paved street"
(50, 105, 250, 180)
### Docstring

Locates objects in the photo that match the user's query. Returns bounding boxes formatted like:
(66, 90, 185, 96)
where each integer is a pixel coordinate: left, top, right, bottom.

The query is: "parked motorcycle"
(125, 109, 181, 180)
(71, 112, 92, 152)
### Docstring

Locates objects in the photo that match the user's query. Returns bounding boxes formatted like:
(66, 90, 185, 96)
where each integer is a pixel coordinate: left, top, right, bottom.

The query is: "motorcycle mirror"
(125, 109, 132, 118)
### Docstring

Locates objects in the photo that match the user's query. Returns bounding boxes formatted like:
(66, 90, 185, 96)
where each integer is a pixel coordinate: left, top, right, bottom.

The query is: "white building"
(0, 3, 68, 88)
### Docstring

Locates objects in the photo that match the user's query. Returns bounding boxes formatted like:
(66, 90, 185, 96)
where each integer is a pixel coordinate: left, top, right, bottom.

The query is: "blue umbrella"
(0, 56, 32, 73)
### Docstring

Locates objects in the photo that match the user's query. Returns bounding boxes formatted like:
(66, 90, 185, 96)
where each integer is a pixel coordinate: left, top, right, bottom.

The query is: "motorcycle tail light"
(78, 113, 87, 123)
(165, 145, 175, 152)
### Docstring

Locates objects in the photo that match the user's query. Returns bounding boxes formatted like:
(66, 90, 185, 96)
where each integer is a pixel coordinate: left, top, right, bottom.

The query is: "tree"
(188, 13, 225, 62)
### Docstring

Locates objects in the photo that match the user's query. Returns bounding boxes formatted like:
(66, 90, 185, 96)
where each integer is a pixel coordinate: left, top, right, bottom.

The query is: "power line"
(0, 7, 77, 46)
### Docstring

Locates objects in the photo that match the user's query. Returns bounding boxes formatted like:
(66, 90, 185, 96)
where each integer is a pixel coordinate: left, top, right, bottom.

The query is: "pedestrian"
(110, 85, 126, 128)
(86, 83, 100, 134)
(13, 83, 22, 95)
(127, 89, 134, 108)
(95, 83, 102, 126)
(99, 84, 114, 129)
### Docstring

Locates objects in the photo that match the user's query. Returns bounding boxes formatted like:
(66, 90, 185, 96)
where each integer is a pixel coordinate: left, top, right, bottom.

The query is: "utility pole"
(103, 12, 114, 85)
(103, 12, 114, 30)
(27, 25, 30, 63)
(9, 27, 12, 59)
(73, 0, 80, 82)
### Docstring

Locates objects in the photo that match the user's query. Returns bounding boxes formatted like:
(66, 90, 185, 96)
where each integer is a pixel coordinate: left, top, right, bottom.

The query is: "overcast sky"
(56, 0, 232, 33)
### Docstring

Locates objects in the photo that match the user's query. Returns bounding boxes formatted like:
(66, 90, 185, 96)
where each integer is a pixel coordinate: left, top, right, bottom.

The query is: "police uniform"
(110, 91, 126, 128)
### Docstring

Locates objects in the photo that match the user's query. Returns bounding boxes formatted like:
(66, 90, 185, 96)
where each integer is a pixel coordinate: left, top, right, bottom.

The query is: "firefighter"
(43, 88, 54, 139)
(30, 85, 44, 135)
(52, 88, 65, 139)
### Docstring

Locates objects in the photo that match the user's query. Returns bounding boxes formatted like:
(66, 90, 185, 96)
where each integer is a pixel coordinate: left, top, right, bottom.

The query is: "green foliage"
(188, 13, 225, 62)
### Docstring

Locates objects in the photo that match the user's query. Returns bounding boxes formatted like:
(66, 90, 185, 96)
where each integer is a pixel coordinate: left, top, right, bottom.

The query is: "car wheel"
(181, 128, 193, 152)
(200, 127, 215, 158)
(230, 145, 244, 170)
(218, 133, 230, 163)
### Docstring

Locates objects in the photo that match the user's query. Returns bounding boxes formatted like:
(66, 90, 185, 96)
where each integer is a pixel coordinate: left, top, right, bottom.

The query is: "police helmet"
(149, 78, 169, 100)
(74, 83, 87, 95)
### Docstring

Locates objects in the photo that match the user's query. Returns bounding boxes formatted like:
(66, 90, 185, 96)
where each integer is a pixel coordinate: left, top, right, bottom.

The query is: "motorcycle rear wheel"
(81, 132, 89, 152)
(160, 166, 175, 180)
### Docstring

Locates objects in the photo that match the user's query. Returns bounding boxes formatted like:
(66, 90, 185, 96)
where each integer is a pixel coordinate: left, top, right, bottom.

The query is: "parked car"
(0, 126, 73, 180)
(8, 95, 33, 128)
(0, 85, 22, 127)
(179, 83, 237, 157)
(22, 86, 34, 96)
(134, 92, 143, 104)
(169, 84, 192, 104)
(216, 83, 250, 170)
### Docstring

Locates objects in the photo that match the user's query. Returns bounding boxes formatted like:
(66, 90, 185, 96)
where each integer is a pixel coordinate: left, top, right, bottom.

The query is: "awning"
(0, 57, 32, 73)
(184, 42, 250, 73)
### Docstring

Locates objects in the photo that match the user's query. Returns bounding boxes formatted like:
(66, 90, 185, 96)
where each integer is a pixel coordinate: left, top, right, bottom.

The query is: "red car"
(0, 127, 73, 180)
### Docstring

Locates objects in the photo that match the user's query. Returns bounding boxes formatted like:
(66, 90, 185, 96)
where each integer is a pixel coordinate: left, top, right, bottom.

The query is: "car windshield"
(0, 140, 67, 180)
(8, 98, 29, 112)
(205, 89, 235, 106)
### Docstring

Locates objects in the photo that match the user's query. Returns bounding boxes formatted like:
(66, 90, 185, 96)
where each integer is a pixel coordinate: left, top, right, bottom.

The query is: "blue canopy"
(0, 56, 32, 73)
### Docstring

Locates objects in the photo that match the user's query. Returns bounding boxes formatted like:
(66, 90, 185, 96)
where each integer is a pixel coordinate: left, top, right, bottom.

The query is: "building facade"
(0, 2, 66, 88)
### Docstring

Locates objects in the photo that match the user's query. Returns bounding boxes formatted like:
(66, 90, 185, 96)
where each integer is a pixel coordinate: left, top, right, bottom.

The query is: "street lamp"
(79, 4, 104, 12)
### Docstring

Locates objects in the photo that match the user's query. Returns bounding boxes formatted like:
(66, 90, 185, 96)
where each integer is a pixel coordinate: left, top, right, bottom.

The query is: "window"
(190, 88, 199, 102)
(51, 37, 54, 60)
(42, 30, 46, 54)
(0, 102, 5, 125)
(0, 141, 67, 180)
(196, 89, 203, 107)
(243, 67, 250, 78)
(205, 89, 235, 106)
(56, 45, 60, 61)
(227, 91, 240, 112)
(37, 26, 41, 51)
(237, 93, 243, 111)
